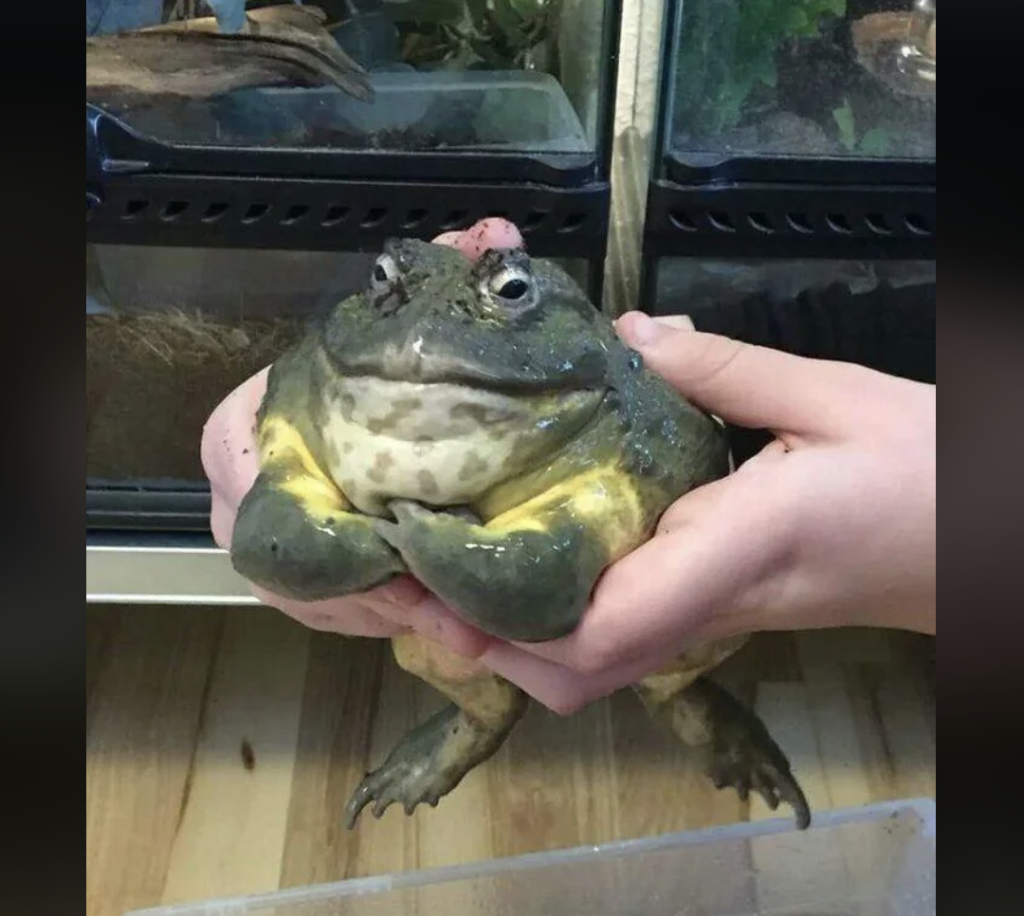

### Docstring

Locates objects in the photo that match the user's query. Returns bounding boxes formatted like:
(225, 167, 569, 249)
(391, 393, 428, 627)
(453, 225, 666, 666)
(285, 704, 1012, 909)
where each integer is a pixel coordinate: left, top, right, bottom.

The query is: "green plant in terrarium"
(387, 0, 553, 70)
(832, 98, 890, 156)
(673, 0, 846, 140)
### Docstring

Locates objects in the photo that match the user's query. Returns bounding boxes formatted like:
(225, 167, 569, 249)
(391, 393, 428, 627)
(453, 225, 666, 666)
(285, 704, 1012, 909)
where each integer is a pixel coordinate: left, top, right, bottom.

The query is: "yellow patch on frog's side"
(479, 462, 648, 563)
(259, 414, 352, 522)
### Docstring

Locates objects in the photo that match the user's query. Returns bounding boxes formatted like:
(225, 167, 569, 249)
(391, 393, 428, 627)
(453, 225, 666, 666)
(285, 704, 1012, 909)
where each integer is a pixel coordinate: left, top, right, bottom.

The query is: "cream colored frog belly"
(321, 376, 597, 516)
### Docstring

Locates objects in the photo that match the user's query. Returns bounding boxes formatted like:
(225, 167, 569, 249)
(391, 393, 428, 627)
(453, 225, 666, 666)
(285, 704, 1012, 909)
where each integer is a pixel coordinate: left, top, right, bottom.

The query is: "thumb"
(616, 311, 862, 435)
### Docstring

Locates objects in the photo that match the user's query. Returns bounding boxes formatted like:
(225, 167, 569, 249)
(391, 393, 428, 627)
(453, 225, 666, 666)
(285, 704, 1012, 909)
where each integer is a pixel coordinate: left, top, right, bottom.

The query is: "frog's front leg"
(345, 634, 527, 827)
(372, 468, 649, 643)
(230, 414, 405, 602)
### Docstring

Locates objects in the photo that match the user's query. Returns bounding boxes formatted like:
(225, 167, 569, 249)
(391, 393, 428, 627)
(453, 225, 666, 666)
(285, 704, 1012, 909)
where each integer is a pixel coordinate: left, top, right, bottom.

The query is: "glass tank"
(653, 256, 935, 316)
(664, 0, 936, 169)
(85, 0, 619, 162)
(86, 242, 591, 528)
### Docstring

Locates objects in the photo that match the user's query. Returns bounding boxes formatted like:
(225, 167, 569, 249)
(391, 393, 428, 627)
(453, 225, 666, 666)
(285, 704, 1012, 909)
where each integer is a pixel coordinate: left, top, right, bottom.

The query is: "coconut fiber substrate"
(86, 309, 304, 481)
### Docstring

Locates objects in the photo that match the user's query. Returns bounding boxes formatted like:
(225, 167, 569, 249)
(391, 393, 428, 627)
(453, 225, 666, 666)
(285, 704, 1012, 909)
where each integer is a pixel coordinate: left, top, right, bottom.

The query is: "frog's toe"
(636, 675, 811, 831)
(373, 500, 432, 550)
(388, 499, 433, 524)
(343, 705, 468, 829)
(707, 713, 811, 830)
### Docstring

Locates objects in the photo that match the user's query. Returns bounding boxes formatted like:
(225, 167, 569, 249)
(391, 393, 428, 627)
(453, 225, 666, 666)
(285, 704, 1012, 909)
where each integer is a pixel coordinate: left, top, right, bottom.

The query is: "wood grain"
(86, 605, 935, 916)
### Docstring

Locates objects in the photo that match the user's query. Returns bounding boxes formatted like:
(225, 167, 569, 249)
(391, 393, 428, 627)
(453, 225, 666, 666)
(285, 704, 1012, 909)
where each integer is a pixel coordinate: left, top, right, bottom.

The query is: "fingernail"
(619, 312, 662, 347)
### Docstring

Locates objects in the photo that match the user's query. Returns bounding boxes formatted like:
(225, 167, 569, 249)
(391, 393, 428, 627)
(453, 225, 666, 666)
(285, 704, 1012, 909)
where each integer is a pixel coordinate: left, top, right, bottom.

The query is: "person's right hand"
(472, 312, 937, 713)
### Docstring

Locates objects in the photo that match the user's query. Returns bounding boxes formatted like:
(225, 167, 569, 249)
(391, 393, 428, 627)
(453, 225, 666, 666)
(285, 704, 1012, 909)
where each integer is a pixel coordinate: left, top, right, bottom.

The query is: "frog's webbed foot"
(344, 704, 481, 827)
(635, 675, 811, 830)
(705, 693, 810, 830)
(372, 494, 617, 643)
(345, 634, 528, 828)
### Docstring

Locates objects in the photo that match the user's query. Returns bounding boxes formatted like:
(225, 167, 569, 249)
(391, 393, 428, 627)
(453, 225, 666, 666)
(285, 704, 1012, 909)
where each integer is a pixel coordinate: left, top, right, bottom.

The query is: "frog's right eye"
(371, 254, 400, 292)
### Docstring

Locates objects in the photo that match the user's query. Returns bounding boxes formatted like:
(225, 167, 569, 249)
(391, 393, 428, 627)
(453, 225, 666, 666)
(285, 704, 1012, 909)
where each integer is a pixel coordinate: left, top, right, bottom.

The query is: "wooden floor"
(86, 604, 935, 916)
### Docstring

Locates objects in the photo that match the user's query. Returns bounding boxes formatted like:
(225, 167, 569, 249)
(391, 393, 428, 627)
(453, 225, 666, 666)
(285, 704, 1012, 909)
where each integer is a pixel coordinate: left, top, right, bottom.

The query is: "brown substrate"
(86, 309, 303, 481)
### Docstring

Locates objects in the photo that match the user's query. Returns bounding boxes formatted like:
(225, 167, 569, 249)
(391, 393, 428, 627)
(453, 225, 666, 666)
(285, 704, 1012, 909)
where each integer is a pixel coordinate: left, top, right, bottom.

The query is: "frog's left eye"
(371, 253, 400, 292)
(484, 265, 537, 312)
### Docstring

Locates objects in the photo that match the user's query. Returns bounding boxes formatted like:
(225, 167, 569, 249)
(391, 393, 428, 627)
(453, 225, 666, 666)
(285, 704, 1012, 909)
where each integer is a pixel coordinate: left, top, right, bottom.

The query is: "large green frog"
(230, 238, 811, 830)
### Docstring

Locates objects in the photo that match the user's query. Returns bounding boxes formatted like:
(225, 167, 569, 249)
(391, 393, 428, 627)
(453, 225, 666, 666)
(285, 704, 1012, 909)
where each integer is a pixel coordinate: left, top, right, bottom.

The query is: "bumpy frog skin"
(230, 238, 811, 830)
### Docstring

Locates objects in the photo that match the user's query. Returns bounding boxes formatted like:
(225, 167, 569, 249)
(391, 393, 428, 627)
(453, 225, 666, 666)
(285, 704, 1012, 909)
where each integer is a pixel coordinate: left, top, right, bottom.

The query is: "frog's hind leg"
(632, 636, 811, 830)
(344, 634, 528, 828)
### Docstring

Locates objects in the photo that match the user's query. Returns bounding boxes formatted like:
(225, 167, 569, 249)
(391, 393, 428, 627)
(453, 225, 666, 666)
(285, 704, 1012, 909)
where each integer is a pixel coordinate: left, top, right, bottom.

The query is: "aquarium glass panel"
(653, 256, 936, 314)
(667, 0, 936, 161)
(86, 0, 615, 155)
(86, 243, 589, 486)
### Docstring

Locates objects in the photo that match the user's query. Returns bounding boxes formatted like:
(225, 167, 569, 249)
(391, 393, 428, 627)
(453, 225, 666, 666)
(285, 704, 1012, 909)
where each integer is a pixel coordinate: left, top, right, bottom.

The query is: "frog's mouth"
(331, 333, 610, 396)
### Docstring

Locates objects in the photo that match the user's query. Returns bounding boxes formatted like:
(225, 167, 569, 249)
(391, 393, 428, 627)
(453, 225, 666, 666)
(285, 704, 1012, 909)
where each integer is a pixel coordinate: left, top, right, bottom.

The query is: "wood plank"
(88, 616, 936, 916)
(276, 630, 388, 886)
(86, 606, 223, 916)
(160, 608, 311, 904)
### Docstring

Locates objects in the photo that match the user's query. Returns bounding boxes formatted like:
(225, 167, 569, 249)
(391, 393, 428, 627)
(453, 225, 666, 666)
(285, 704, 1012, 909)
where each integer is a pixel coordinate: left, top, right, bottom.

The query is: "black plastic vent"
(110, 197, 593, 238)
(646, 180, 936, 260)
(663, 206, 933, 240)
(87, 176, 610, 257)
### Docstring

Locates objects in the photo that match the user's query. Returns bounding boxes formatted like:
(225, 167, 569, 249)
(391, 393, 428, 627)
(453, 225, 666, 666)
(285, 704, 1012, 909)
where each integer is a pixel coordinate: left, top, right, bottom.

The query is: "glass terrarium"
(652, 256, 935, 319)
(85, 1, 621, 181)
(85, 242, 592, 531)
(661, 0, 935, 180)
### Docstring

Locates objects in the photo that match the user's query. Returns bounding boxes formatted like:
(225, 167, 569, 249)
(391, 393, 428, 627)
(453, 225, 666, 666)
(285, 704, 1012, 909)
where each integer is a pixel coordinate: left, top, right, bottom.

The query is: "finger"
(614, 314, 694, 333)
(654, 476, 733, 536)
(654, 439, 790, 539)
(655, 315, 695, 331)
(432, 218, 524, 259)
(383, 594, 495, 659)
(615, 311, 879, 436)
(496, 486, 785, 677)
(256, 586, 411, 638)
(481, 639, 682, 714)
(253, 576, 430, 639)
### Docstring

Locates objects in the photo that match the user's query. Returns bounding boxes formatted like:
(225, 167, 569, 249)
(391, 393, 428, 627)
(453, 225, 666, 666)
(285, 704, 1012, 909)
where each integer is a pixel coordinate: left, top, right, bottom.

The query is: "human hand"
(472, 311, 936, 713)
(199, 219, 522, 656)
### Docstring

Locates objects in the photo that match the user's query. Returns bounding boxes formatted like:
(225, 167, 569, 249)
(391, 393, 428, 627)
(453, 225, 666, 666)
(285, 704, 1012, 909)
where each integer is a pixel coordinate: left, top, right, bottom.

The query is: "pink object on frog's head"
(431, 217, 524, 260)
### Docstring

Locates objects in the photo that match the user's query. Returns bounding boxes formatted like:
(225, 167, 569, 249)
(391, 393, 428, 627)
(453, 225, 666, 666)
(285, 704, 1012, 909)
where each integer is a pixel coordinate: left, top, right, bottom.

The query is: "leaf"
(832, 101, 857, 150)
(464, 0, 492, 32)
(858, 126, 891, 156)
(468, 36, 507, 67)
(783, 9, 810, 33)
(509, 0, 544, 17)
(489, 0, 527, 44)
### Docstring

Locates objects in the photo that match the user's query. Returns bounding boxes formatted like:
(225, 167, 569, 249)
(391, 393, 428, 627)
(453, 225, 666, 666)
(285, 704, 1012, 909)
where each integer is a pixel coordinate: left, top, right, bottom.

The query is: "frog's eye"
(371, 253, 400, 292)
(484, 265, 537, 312)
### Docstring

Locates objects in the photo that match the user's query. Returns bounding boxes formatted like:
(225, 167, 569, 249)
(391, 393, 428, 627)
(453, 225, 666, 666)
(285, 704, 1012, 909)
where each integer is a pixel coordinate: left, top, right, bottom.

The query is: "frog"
(229, 236, 811, 831)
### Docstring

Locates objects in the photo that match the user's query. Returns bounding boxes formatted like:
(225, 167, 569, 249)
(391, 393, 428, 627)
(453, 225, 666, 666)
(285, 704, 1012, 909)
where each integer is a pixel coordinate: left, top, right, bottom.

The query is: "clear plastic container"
(125, 797, 935, 916)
